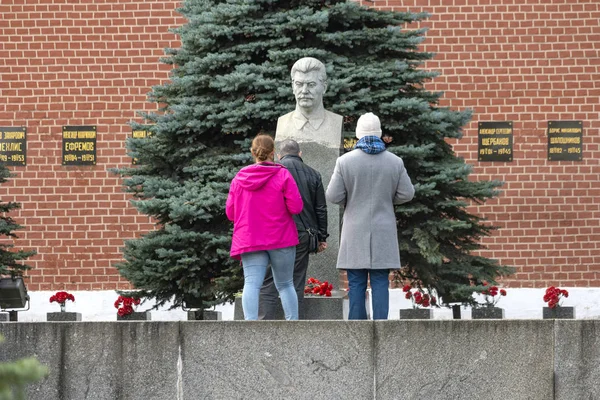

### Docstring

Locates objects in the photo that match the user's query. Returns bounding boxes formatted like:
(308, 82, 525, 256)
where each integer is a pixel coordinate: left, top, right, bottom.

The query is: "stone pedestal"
(117, 311, 151, 321)
(452, 305, 462, 319)
(274, 139, 345, 320)
(234, 291, 346, 320)
(47, 312, 82, 322)
(187, 310, 222, 320)
(543, 306, 575, 319)
(303, 293, 345, 320)
(399, 308, 433, 319)
(288, 141, 342, 288)
(472, 307, 505, 319)
(234, 297, 244, 320)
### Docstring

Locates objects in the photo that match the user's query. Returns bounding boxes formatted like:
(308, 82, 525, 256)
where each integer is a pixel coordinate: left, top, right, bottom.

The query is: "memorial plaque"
(0, 127, 26, 166)
(62, 126, 96, 166)
(478, 122, 513, 162)
(547, 121, 583, 161)
(131, 129, 151, 165)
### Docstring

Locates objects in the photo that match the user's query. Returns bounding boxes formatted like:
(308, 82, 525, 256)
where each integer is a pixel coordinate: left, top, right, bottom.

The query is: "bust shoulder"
(277, 111, 294, 123)
(324, 109, 343, 123)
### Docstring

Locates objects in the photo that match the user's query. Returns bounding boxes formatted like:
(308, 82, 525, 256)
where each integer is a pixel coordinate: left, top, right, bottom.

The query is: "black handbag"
(305, 228, 319, 254)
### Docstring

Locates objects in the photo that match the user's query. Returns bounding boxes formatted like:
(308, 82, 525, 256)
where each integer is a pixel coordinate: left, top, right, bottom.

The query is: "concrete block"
(554, 320, 600, 400)
(471, 307, 505, 319)
(374, 320, 554, 400)
(179, 321, 374, 399)
(543, 306, 575, 319)
(46, 312, 82, 322)
(0, 313, 8, 322)
(304, 292, 345, 320)
(233, 296, 244, 320)
(187, 310, 222, 320)
(117, 311, 151, 321)
(399, 308, 432, 319)
(0, 322, 180, 400)
(234, 292, 345, 320)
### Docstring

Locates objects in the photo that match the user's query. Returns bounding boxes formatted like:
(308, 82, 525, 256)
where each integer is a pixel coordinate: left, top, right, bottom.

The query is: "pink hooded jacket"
(226, 162, 303, 259)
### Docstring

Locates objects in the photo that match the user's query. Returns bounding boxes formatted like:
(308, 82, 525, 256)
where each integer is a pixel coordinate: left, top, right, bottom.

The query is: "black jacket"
(279, 155, 328, 242)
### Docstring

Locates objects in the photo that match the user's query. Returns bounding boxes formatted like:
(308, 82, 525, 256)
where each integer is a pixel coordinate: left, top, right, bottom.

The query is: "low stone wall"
(0, 320, 597, 399)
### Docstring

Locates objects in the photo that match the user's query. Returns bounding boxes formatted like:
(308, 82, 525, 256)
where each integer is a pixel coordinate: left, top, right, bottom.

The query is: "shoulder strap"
(296, 209, 310, 231)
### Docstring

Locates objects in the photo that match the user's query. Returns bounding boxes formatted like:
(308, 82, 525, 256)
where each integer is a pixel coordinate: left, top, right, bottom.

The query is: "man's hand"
(317, 241, 328, 253)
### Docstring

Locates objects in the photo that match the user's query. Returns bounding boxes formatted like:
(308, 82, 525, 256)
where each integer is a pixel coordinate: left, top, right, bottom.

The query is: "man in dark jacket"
(259, 139, 328, 319)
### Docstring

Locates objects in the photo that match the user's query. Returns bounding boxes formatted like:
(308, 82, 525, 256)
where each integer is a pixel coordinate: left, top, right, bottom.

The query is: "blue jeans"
(347, 269, 390, 320)
(259, 231, 310, 320)
(241, 246, 298, 320)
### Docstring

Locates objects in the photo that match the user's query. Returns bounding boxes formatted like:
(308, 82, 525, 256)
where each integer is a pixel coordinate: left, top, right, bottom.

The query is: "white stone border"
(4, 287, 598, 321)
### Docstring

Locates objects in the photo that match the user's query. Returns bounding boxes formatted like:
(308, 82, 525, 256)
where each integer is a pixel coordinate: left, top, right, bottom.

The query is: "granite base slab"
(543, 306, 575, 319)
(187, 310, 222, 320)
(399, 308, 432, 319)
(47, 312, 82, 322)
(472, 307, 505, 319)
(117, 311, 151, 321)
(375, 320, 553, 399)
(234, 291, 345, 320)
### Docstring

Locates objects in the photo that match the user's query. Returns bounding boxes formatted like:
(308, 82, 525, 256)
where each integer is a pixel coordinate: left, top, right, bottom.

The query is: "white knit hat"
(355, 112, 382, 139)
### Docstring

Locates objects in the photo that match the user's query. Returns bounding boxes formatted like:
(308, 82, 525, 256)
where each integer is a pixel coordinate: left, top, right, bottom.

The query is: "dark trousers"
(259, 231, 310, 320)
(347, 268, 390, 320)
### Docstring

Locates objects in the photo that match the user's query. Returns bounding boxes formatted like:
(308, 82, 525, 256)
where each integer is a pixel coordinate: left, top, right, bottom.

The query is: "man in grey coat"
(326, 112, 415, 320)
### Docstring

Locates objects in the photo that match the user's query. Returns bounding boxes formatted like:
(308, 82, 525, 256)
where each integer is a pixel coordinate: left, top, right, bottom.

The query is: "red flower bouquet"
(304, 277, 332, 297)
(402, 285, 437, 308)
(479, 282, 507, 307)
(543, 286, 569, 309)
(49, 291, 75, 311)
(114, 295, 141, 317)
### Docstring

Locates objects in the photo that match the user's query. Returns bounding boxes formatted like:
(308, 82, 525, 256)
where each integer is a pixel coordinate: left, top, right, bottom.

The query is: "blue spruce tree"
(114, 0, 513, 310)
(0, 166, 35, 278)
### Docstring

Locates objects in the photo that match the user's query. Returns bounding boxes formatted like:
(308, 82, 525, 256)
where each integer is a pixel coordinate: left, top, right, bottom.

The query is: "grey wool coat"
(325, 149, 415, 270)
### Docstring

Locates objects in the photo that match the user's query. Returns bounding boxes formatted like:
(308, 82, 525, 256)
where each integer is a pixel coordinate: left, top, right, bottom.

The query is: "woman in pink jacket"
(226, 134, 303, 320)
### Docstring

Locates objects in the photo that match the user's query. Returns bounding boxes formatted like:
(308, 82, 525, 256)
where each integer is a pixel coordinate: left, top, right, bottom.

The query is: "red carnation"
(305, 277, 334, 297)
(115, 295, 141, 316)
(480, 285, 507, 307)
(544, 286, 568, 308)
(406, 288, 436, 309)
(49, 291, 75, 305)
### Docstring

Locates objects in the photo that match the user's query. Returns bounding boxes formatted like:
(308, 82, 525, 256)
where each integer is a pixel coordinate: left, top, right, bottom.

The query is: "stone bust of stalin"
(275, 57, 343, 149)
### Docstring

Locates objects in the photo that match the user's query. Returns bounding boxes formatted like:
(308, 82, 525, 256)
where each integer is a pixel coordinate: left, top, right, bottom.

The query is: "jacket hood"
(235, 162, 285, 191)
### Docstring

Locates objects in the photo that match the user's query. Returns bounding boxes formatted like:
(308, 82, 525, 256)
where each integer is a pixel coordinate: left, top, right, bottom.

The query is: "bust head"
(291, 57, 327, 115)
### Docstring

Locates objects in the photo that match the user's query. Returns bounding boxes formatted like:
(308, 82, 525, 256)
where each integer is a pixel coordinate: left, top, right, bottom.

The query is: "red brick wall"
(0, 0, 185, 290)
(1, 0, 598, 291)
(395, 0, 600, 287)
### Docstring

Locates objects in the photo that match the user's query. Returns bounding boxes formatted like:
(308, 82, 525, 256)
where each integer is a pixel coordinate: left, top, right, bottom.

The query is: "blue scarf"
(355, 136, 386, 154)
